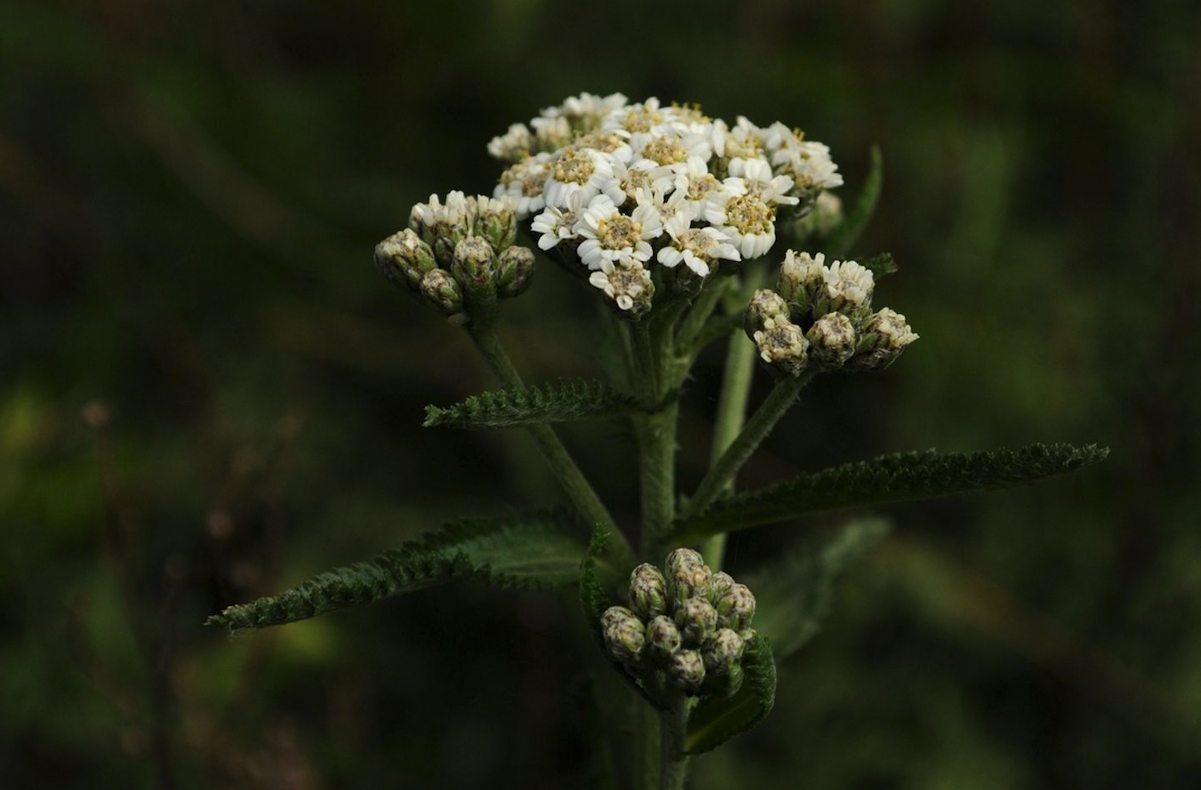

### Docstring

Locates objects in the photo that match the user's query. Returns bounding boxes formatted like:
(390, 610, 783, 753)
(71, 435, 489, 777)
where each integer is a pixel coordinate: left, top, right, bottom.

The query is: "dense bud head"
(374, 229, 436, 292)
(806, 311, 858, 368)
(744, 288, 790, 339)
(753, 316, 810, 378)
(410, 191, 478, 267)
(419, 269, 464, 316)
(675, 597, 718, 645)
(667, 649, 706, 694)
(496, 246, 535, 298)
(629, 563, 669, 620)
(474, 196, 518, 251)
(705, 571, 736, 605)
(701, 628, 746, 675)
(601, 606, 646, 665)
(777, 250, 827, 309)
(665, 548, 712, 603)
(715, 583, 757, 631)
(645, 615, 682, 664)
(452, 236, 496, 290)
(846, 307, 919, 372)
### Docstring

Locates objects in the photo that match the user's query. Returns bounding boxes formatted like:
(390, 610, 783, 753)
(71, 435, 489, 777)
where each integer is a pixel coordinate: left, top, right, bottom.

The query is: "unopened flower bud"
(496, 246, 535, 298)
(645, 615, 682, 664)
(667, 649, 706, 694)
(665, 548, 711, 602)
(777, 250, 826, 314)
(601, 606, 645, 665)
(753, 317, 810, 378)
(706, 571, 736, 605)
(794, 191, 843, 240)
(410, 191, 477, 267)
(474, 196, 518, 251)
(629, 564, 668, 620)
(701, 628, 745, 676)
(715, 584, 756, 631)
(846, 307, 918, 372)
(744, 289, 789, 340)
(823, 260, 874, 321)
(589, 262, 655, 319)
(374, 229, 436, 292)
(702, 661, 745, 699)
(806, 311, 857, 368)
(451, 236, 496, 301)
(738, 628, 757, 645)
(675, 597, 718, 645)
(419, 269, 464, 316)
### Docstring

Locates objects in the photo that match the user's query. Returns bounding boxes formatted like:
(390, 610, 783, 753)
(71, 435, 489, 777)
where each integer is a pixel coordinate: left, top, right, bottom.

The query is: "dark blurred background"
(2, 0, 1200, 787)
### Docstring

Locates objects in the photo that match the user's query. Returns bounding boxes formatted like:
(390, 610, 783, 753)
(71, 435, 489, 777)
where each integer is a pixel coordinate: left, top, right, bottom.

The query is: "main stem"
(468, 323, 625, 550)
(659, 699, 690, 790)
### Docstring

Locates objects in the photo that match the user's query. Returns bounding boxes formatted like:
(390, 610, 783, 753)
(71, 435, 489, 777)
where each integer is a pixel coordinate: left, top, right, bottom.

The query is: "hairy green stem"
(634, 699, 660, 790)
(630, 321, 660, 404)
(658, 698, 690, 790)
(684, 371, 816, 522)
(468, 323, 627, 558)
(676, 276, 731, 353)
(700, 331, 758, 569)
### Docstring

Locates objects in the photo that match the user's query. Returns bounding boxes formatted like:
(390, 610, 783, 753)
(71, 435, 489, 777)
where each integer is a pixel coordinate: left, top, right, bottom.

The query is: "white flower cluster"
(489, 93, 843, 316)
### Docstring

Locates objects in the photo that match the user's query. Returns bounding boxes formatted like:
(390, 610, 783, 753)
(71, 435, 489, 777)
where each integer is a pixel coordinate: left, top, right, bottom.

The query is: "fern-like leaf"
(674, 443, 1108, 542)
(423, 379, 642, 429)
(207, 508, 585, 631)
(860, 251, 898, 279)
(823, 145, 883, 259)
(746, 518, 890, 661)
(684, 634, 777, 755)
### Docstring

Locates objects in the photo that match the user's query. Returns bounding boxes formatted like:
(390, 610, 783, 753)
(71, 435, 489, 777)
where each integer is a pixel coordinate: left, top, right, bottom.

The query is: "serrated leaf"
(207, 508, 585, 631)
(674, 443, 1108, 542)
(823, 146, 883, 259)
(684, 634, 777, 755)
(860, 251, 898, 279)
(746, 518, 890, 660)
(423, 378, 641, 429)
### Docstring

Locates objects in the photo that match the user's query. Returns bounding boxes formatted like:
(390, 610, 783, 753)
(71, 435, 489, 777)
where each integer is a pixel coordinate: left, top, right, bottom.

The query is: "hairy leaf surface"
(684, 634, 777, 754)
(424, 379, 640, 429)
(747, 518, 890, 660)
(675, 443, 1108, 542)
(207, 508, 585, 631)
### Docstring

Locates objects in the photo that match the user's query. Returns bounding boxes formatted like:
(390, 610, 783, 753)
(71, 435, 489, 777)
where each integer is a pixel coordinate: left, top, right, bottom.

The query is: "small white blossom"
(576, 194, 663, 271)
(494, 153, 553, 219)
(607, 158, 675, 205)
(711, 116, 767, 162)
(530, 192, 587, 251)
(824, 259, 874, 308)
(656, 213, 740, 277)
(487, 123, 534, 163)
(773, 140, 844, 190)
(544, 148, 621, 210)
(728, 157, 799, 206)
(589, 260, 654, 315)
(705, 179, 778, 259)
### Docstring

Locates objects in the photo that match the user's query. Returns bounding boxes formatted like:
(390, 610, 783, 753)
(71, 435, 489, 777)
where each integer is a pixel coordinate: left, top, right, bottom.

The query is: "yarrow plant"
(208, 92, 1107, 788)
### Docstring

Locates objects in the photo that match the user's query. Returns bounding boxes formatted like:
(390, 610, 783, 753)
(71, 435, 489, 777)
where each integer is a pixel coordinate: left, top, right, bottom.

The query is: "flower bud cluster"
(745, 250, 918, 376)
(374, 192, 533, 318)
(601, 549, 758, 700)
(489, 93, 843, 320)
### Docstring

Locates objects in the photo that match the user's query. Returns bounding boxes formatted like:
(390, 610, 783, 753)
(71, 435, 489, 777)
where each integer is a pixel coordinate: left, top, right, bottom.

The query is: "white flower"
(532, 114, 573, 151)
(602, 97, 667, 136)
(544, 148, 621, 209)
(870, 307, 919, 348)
(487, 123, 534, 162)
(637, 126, 712, 167)
(494, 152, 553, 219)
(728, 157, 799, 206)
(607, 158, 675, 205)
(656, 213, 740, 277)
(672, 156, 723, 218)
(589, 260, 654, 315)
(574, 130, 634, 164)
(530, 191, 587, 251)
(780, 250, 827, 287)
(704, 179, 778, 259)
(711, 116, 767, 162)
(410, 190, 475, 236)
(772, 140, 843, 190)
(576, 194, 662, 271)
(824, 259, 874, 307)
(639, 186, 695, 227)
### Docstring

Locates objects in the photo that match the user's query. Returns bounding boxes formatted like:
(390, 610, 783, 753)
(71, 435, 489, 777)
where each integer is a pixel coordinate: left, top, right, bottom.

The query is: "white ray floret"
(656, 214, 741, 277)
(576, 194, 663, 271)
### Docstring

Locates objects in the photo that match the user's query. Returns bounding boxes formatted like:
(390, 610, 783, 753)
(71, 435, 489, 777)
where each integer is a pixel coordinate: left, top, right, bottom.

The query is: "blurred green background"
(3, 0, 1199, 787)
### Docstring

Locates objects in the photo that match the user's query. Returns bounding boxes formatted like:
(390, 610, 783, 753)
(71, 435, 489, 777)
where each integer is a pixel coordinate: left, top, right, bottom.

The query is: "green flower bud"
(410, 191, 477, 267)
(675, 597, 718, 645)
(744, 289, 789, 340)
(777, 250, 826, 315)
(667, 649, 706, 694)
(715, 583, 756, 631)
(806, 311, 857, 368)
(451, 236, 496, 294)
(701, 628, 745, 676)
(706, 571, 736, 605)
(752, 317, 810, 378)
(374, 229, 437, 292)
(601, 606, 645, 665)
(738, 628, 757, 645)
(496, 246, 535, 298)
(419, 269, 464, 316)
(701, 661, 745, 699)
(629, 563, 668, 620)
(474, 196, 518, 251)
(845, 307, 918, 372)
(645, 615, 682, 664)
(665, 548, 711, 603)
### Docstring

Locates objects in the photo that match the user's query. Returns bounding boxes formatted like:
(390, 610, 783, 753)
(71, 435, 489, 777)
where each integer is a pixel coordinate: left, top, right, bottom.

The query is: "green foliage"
(823, 146, 883, 259)
(684, 634, 778, 755)
(674, 444, 1109, 542)
(859, 251, 898, 279)
(207, 508, 586, 631)
(423, 378, 641, 429)
(747, 518, 890, 660)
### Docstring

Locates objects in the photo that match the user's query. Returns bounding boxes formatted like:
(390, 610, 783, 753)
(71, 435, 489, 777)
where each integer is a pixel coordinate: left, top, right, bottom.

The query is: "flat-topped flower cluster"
(489, 93, 844, 317)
